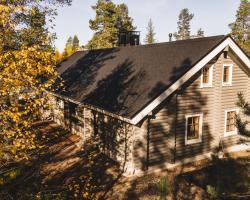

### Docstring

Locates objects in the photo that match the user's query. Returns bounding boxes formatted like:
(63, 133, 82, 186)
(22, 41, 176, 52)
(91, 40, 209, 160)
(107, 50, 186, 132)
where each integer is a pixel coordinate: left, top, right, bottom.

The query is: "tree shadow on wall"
(146, 58, 213, 170)
(90, 111, 139, 200)
(127, 58, 216, 199)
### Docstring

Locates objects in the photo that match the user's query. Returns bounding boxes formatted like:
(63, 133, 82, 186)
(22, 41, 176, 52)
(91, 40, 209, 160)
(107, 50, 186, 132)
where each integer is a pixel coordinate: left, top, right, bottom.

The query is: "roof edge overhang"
(130, 35, 250, 125)
(50, 92, 133, 124)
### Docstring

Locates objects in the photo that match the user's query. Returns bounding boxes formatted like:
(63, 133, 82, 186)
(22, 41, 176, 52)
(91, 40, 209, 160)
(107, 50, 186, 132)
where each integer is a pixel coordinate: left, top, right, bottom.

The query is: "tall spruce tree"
(174, 8, 194, 40)
(144, 18, 156, 44)
(72, 35, 80, 52)
(196, 28, 205, 38)
(236, 93, 250, 136)
(62, 35, 81, 60)
(87, 0, 135, 49)
(62, 36, 73, 59)
(229, 0, 250, 56)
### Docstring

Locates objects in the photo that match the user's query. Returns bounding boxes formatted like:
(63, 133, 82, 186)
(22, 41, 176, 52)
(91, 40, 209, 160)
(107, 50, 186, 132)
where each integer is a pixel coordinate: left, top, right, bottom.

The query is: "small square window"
(185, 114, 203, 145)
(201, 65, 213, 88)
(224, 109, 239, 136)
(222, 64, 233, 86)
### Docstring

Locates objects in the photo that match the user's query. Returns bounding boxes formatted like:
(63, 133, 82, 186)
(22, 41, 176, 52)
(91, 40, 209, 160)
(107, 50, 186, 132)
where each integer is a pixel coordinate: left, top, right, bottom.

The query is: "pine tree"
(229, 0, 250, 56)
(87, 0, 135, 49)
(144, 18, 156, 44)
(174, 8, 194, 40)
(236, 93, 250, 136)
(61, 35, 81, 60)
(65, 36, 73, 54)
(116, 3, 135, 31)
(196, 28, 205, 38)
(62, 36, 73, 59)
(72, 35, 80, 52)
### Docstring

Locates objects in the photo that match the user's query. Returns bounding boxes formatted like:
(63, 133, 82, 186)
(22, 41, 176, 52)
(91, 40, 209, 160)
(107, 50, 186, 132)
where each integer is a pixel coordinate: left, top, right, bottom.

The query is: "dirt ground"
(0, 121, 250, 200)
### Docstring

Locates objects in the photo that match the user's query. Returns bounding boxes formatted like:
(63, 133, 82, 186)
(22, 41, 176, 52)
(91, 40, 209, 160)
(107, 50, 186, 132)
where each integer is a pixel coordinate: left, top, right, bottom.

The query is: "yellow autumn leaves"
(0, 3, 59, 160)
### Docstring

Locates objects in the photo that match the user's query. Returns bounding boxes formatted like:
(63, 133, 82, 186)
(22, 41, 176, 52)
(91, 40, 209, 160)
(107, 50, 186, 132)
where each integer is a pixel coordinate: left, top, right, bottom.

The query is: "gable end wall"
(148, 51, 250, 168)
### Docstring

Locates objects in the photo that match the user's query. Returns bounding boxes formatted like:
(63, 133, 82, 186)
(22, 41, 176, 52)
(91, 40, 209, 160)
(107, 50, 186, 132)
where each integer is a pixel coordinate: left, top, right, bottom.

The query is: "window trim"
(58, 99, 64, 109)
(224, 109, 239, 137)
(185, 113, 203, 145)
(222, 64, 233, 86)
(200, 65, 213, 88)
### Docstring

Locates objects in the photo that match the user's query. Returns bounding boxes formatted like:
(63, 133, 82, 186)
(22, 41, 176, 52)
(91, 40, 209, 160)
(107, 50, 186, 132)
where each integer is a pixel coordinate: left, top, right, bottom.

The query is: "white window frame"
(222, 64, 233, 86)
(185, 113, 203, 145)
(224, 109, 239, 137)
(58, 99, 64, 109)
(200, 65, 213, 88)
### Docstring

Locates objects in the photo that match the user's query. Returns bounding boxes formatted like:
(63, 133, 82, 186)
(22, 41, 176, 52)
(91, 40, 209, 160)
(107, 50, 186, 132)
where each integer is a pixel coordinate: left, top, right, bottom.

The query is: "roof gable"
(131, 36, 250, 124)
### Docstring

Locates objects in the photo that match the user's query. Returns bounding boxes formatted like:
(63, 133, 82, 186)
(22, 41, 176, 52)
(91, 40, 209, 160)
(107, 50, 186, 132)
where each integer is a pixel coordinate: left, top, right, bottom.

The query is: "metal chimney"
(169, 33, 173, 42)
(118, 31, 140, 47)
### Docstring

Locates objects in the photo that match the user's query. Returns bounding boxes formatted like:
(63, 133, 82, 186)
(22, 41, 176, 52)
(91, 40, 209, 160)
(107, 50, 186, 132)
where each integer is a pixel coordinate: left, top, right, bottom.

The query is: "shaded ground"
(0, 121, 122, 200)
(107, 153, 250, 200)
(0, 121, 250, 200)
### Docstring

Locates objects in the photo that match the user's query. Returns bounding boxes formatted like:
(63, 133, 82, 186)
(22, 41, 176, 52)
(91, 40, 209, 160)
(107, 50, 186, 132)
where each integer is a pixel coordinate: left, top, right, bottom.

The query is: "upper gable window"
(222, 64, 233, 86)
(201, 65, 213, 88)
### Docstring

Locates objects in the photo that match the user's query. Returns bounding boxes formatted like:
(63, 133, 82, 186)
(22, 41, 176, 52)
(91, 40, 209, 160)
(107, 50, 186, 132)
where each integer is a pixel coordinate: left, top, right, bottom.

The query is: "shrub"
(155, 176, 170, 200)
(206, 185, 219, 200)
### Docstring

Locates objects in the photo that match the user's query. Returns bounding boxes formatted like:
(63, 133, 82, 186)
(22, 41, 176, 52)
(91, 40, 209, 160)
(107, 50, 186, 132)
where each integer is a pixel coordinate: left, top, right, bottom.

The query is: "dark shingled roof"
(57, 35, 226, 119)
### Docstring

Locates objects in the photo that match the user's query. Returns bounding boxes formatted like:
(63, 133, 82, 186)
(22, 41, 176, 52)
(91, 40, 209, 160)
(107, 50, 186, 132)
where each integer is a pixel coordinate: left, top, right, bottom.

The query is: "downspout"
(83, 107, 86, 141)
(173, 89, 180, 163)
(146, 113, 155, 170)
(146, 116, 150, 170)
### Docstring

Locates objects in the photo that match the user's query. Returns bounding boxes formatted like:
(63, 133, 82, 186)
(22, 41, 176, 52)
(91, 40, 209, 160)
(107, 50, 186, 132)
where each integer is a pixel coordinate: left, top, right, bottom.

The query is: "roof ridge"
(73, 35, 226, 53)
(138, 35, 226, 48)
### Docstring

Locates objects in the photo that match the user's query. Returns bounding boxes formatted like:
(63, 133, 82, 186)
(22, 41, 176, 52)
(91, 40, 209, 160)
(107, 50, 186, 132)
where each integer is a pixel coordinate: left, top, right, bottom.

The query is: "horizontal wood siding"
(149, 104, 175, 167)
(51, 96, 135, 173)
(149, 51, 250, 167)
(132, 119, 148, 171)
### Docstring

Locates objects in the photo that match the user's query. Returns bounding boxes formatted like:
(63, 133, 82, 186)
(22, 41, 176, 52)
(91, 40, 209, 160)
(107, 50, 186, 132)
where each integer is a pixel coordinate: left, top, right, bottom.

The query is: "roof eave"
(50, 92, 133, 125)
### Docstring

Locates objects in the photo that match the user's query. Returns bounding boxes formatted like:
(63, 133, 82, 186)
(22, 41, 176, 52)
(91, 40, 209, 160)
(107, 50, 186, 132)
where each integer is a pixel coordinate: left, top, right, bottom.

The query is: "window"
(185, 113, 203, 145)
(58, 99, 64, 109)
(201, 65, 213, 87)
(202, 67, 210, 83)
(225, 109, 239, 136)
(222, 64, 233, 86)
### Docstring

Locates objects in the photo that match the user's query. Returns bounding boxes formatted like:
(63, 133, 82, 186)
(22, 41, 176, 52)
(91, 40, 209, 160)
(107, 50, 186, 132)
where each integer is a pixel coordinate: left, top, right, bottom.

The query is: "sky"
(54, 0, 241, 52)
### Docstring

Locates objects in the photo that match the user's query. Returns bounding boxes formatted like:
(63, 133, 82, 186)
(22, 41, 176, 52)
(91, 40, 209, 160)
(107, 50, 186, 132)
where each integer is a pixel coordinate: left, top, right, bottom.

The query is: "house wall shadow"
(132, 58, 214, 172)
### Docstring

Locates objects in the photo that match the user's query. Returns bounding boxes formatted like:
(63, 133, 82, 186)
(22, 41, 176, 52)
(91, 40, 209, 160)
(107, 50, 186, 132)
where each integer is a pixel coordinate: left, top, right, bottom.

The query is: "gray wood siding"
(148, 100, 175, 167)
(51, 96, 136, 173)
(132, 119, 148, 171)
(149, 51, 250, 165)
